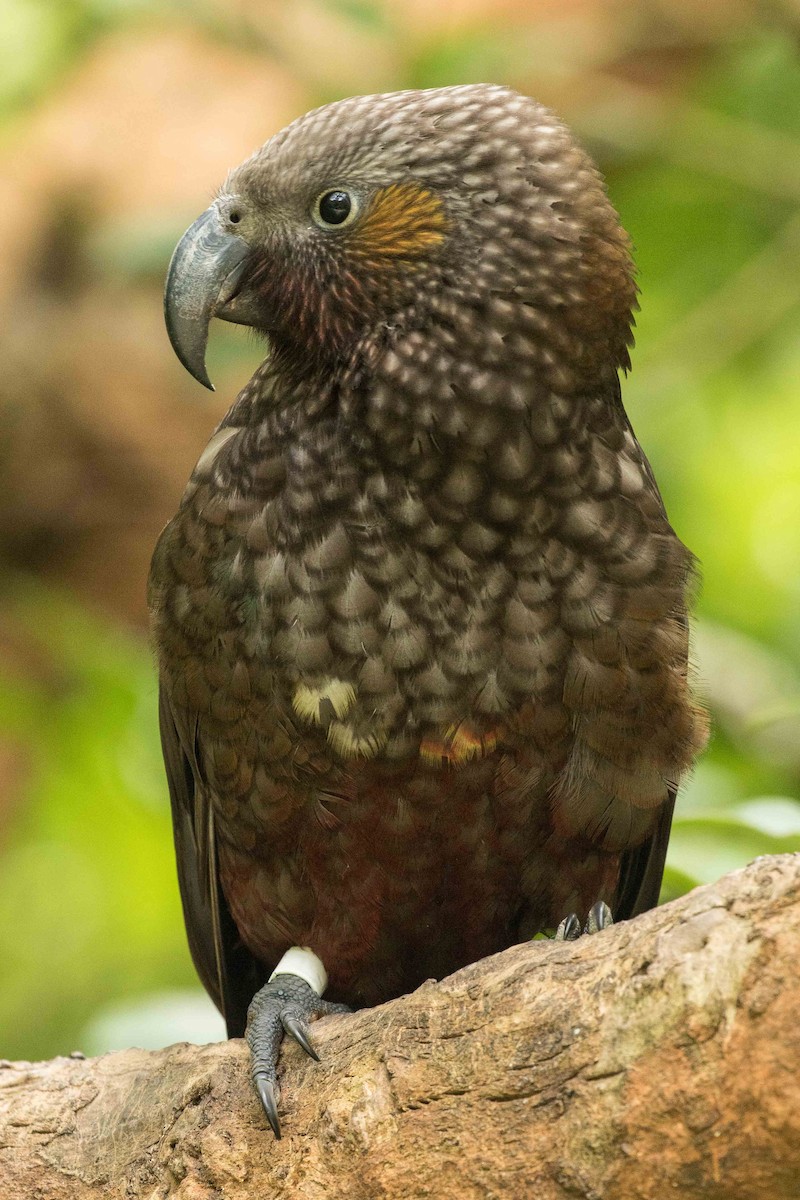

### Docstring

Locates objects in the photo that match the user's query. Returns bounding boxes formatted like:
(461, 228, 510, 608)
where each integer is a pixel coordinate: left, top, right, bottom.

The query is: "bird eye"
(314, 189, 358, 229)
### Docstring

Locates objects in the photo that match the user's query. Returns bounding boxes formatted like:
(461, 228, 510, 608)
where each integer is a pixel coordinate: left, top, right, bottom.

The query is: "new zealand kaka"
(151, 84, 706, 1136)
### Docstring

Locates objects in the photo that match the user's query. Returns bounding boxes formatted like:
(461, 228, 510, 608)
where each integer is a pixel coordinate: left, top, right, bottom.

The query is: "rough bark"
(2, 854, 799, 1199)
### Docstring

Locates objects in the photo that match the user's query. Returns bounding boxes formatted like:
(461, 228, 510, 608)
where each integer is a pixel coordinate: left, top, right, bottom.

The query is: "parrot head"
(165, 84, 636, 391)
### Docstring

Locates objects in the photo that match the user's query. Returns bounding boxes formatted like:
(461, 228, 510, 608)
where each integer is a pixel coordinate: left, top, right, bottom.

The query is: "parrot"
(150, 84, 706, 1136)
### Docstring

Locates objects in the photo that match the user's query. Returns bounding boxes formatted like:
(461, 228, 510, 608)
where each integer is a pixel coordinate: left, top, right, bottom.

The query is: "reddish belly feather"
(216, 752, 619, 1008)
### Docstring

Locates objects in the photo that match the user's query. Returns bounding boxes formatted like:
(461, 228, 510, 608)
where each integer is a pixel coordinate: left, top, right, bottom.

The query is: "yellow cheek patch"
(420, 722, 500, 768)
(353, 183, 447, 259)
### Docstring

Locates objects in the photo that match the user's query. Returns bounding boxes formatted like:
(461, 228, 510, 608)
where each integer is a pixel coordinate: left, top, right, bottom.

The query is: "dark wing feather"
(158, 682, 262, 1037)
(614, 785, 676, 920)
(610, 377, 682, 918)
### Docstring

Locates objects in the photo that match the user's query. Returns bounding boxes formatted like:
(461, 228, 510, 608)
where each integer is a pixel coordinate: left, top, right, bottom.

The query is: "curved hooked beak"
(164, 204, 259, 391)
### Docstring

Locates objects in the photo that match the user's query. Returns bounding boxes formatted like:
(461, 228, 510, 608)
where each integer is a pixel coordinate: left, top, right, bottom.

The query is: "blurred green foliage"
(0, 587, 200, 1058)
(1, 2, 799, 1061)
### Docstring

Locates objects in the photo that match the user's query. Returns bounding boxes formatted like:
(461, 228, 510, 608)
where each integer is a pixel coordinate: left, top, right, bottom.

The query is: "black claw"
(255, 1074, 281, 1138)
(554, 901, 615, 941)
(585, 900, 614, 934)
(555, 912, 582, 941)
(283, 1015, 319, 1061)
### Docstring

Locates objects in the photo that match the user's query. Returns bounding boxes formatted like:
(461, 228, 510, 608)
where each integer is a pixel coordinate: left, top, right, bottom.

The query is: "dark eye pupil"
(319, 190, 351, 225)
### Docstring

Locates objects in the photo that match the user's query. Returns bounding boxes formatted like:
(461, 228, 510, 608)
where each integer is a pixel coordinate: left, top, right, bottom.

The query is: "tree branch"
(2, 854, 799, 1199)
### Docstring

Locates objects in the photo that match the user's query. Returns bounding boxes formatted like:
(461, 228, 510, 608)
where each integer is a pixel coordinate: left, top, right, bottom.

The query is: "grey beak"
(164, 205, 253, 390)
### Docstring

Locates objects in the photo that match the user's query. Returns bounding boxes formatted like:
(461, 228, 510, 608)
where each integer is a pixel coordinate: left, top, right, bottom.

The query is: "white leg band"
(268, 946, 328, 996)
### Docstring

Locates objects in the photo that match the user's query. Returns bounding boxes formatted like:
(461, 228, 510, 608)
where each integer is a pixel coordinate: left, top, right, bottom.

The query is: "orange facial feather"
(353, 183, 447, 259)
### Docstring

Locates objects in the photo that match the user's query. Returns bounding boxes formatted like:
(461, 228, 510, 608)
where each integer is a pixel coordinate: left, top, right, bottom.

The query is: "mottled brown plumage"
(150, 84, 706, 1130)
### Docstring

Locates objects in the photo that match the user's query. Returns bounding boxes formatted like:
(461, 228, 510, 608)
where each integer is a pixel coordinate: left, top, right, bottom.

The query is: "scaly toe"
(245, 973, 350, 1137)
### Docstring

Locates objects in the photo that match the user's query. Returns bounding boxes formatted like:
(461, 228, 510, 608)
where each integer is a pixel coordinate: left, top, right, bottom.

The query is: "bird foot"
(554, 900, 614, 940)
(246, 972, 349, 1137)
